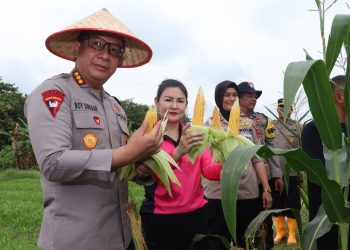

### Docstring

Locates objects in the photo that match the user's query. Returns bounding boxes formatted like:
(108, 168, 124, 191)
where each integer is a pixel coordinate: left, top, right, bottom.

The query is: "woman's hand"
(172, 124, 203, 161)
(262, 190, 273, 210)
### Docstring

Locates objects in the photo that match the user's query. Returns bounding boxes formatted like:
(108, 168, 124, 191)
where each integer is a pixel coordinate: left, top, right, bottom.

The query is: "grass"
(0, 168, 145, 250)
(0, 168, 304, 249)
(0, 169, 42, 250)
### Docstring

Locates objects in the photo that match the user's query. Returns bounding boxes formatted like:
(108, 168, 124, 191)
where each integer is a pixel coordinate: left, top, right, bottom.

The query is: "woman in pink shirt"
(140, 79, 222, 250)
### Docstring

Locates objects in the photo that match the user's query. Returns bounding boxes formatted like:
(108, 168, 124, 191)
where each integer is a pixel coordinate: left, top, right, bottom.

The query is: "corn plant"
(221, 5, 350, 250)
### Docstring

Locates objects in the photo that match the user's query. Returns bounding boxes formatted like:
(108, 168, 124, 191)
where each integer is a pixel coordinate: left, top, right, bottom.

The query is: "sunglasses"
(81, 36, 125, 58)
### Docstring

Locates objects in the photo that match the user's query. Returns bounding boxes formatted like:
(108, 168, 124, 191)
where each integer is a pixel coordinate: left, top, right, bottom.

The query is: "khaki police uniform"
(203, 113, 262, 200)
(272, 118, 301, 211)
(25, 72, 131, 250)
(204, 113, 264, 248)
(273, 118, 301, 176)
(241, 112, 282, 180)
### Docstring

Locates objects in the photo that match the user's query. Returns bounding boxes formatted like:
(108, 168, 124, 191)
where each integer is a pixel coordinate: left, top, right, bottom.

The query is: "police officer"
(24, 9, 162, 250)
(271, 98, 301, 245)
(237, 81, 283, 250)
(203, 80, 272, 249)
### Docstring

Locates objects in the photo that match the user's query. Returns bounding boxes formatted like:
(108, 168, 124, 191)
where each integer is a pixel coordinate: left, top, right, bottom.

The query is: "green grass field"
(0, 169, 144, 250)
(0, 169, 302, 249)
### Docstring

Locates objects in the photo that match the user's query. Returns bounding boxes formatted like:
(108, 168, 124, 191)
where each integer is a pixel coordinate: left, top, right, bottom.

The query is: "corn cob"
(144, 105, 158, 134)
(211, 106, 221, 129)
(192, 87, 205, 125)
(228, 99, 240, 135)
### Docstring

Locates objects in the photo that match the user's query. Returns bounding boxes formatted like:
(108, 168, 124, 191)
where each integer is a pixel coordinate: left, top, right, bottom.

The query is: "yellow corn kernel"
(211, 106, 221, 129)
(145, 105, 158, 134)
(192, 87, 205, 126)
(228, 99, 240, 135)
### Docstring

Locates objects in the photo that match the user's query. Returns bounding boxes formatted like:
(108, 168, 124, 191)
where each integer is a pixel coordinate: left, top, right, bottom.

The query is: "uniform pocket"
(72, 111, 106, 149)
(73, 111, 105, 129)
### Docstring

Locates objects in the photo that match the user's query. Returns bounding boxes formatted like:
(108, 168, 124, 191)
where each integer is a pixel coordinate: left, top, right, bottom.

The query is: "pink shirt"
(147, 136, 222, 214)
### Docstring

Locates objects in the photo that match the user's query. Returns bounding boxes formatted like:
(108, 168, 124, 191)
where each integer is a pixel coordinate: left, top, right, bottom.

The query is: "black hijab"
(214, 80, 239, 121)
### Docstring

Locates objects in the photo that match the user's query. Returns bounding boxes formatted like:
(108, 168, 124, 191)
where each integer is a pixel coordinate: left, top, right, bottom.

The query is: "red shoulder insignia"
(42, 89, 65, 118)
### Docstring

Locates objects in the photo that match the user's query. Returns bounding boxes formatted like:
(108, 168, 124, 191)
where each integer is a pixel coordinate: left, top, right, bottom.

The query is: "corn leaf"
(284, 60, 342, 150)
(145, 150, 182, 197)
(323, 134, 348, 186)
(325, 14, 350, 74)
(189, 234, 231, 250)
(221, 144, 262, 242)
(257, 146, 350, 223)
(151, 150, 181, 186)
(145, 156, 174, 196)
(222, 144, 350, 246)
(345, 25, 350, 143)
(301, 205, 332, 250)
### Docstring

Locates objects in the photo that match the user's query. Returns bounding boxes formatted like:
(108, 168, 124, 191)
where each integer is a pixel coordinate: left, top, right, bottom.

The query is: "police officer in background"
(237, 82, 283, 249)
(24, 9, 162, 250)
(271, 98, 301, 246)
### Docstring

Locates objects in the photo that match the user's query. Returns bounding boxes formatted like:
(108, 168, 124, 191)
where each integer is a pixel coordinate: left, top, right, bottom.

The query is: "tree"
(120, 99, 149, 132)
(0, 78, 27, 148)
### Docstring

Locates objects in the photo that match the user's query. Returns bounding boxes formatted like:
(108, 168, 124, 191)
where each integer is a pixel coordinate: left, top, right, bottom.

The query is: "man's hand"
(111, 120, 163, 170)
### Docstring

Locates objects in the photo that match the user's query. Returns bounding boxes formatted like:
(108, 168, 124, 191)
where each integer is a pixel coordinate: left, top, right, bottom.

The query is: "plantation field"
(0, 169, 301, 249)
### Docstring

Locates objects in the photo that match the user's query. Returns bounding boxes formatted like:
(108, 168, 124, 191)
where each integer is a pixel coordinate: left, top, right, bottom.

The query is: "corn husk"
(119, 109, 181, 197)
(127, 201, 148, 250)
(187, 125, 210, 164)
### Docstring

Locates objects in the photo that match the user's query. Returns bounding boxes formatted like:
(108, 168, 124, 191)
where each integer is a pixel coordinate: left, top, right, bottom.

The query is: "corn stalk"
(221, 11, 350, 250)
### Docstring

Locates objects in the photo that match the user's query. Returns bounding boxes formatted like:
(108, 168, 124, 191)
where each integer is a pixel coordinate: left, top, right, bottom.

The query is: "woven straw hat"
(45, 8, 152, 68)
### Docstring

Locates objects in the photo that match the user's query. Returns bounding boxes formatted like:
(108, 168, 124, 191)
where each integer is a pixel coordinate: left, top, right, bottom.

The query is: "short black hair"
(156, 79, 188, 101)
(331, 75, 346, 91)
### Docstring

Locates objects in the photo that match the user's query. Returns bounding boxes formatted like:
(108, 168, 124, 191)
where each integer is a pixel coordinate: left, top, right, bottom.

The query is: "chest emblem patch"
(42, 89, 65, 118)
(83, 132, 98, 149)
(93, 116, 101, 125)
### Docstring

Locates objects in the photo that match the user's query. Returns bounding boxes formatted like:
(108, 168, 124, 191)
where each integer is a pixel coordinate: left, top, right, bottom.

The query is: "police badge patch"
(42, 89, 65, 118)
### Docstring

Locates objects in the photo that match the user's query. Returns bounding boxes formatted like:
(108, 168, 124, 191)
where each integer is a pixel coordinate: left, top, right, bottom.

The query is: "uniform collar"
(71, 68, 106, 99)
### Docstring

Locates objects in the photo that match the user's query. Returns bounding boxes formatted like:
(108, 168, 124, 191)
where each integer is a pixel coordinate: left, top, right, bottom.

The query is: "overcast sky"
(1, 0, 348, 121)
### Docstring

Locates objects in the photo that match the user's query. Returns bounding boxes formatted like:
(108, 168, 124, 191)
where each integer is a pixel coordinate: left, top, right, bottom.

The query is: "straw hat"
(45, 8, 152, 68)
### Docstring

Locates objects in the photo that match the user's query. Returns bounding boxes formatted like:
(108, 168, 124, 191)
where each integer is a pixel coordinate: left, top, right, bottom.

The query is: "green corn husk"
(187, 125, 210, 163)
(119, 110, 182, 196)
(144, 150, 182, 197)
(207, 128, 254, 163)
(119, 163, 137, 181)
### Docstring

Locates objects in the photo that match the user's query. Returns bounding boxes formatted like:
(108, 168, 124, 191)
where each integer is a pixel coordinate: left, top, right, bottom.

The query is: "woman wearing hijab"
(203, 80, 272, 249)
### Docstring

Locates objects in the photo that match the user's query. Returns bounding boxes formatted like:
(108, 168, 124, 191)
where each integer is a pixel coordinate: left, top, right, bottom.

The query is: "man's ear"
(334, 91, 344, 104)
(73, 42, 81, 59)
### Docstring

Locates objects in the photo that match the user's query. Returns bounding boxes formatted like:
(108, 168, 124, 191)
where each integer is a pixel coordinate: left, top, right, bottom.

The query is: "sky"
(1, 0, 349, 121)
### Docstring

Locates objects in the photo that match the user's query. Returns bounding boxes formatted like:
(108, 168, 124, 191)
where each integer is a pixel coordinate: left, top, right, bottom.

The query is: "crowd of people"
(24, 8, 347, 250)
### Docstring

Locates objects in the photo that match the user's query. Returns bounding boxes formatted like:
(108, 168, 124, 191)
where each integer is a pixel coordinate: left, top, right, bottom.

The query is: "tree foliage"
(0, 78, 27, 148)
(120, 99, 149, 132)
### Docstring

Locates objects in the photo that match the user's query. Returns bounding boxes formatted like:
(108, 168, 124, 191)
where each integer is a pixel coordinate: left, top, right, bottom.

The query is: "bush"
(0, 145, 15, 169)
